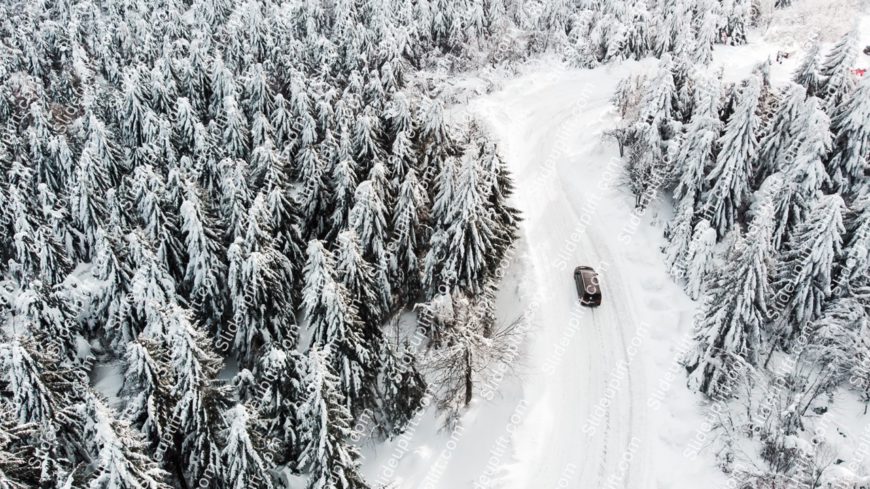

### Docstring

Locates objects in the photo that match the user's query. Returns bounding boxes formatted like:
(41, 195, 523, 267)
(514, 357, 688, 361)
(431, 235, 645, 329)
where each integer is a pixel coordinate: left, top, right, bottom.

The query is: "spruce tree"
(328, 136, 359, 233)
(180, 180, 227, 328)
(161, 304, 228, 487)
(768, 96, 832, 250)
(692, 0, 720, 65)
(772, 194, 845, 337)
(388, 168, 428, 302)
(672, 73, 721, 203)
(0, 408, 38, 488)
(478, 138, 520, 268)
(334, 230, 382, 326)
(835, 194, 870, 294)
(755, 83, 807, 180)
(119, 338, 173, 448)
(219, 158, 251, 241)
(664, 194, 696, 281)
(793, 40, 823, 97)
(349, 180, 389, 260)
(827, 75, 870, 195)
(685, 219, 717, 300)
(702, 77, 761, 238)
(441, 153, 496, 294)
(297, 347, 368, 489)
(250, 346, 305, 465)
(220, 404, 274, 489)
(302, 240, 373, 415)
(82, 393, 171, 489)
(817, 30, 859, 113)
(686, 202, 774, 397)
(128, 165, 185, 280)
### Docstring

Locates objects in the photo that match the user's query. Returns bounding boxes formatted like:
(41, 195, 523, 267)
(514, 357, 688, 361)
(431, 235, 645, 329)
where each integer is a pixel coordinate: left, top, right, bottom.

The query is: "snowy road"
(477, 67, 650, 489)
(471, 66, 658, 489)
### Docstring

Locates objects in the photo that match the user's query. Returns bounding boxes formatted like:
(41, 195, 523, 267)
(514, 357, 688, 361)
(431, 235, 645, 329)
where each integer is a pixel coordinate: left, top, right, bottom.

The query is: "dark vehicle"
(574, 266, 602, 307)
(864, 45, 870, 56)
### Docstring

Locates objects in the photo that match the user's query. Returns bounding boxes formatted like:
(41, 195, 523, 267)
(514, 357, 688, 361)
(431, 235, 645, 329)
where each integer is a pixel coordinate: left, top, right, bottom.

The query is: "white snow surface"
(357, 8, 870, 489)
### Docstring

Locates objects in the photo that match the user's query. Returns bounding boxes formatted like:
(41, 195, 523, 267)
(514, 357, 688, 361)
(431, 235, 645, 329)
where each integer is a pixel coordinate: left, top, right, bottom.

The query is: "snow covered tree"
(174, 98, 199, 152)
(771, 194, 845, 338)
(328, 137, 359, 233)
(827, 75, 870, 195)
(297, 347, 368, 489)
(222, 95, 250, 159)
(11, 280, 80, 364)
(353, 111, 384, 162)
(349, 180, 389, 260)
(755, 83, 807, 180)
(220, 404, 274, 489)
(423, 289, 497, 424)
(806, 297, 870, 403)
(127, 232, 178, 337)
(653, 0, 694, 58)
(419, 98, 449, 146)
(219, 158, 251, 241)
(793, 40, 823, 97)
(242, 64, 273, 119)
(767, 96, 832, 250)
(69, 143, 110, 254)
(119, 67, 150, 147)
(270, 94, 295, 148)
(817, 30, 859, 113)
(835, 194, 870, 295)
(296, 143, 330, 236)
(0, 338, 60, 425)
(638, 55, 677, 124)
(625, 56, 679, 203)
(227, 231, 297, 366)
(150, 58, 178, 116)
(210, 56, 236, 117)
(81, 393, 171, 489)
(264, 187, 306, 285)
(334, 230, 382, 326)
(702, 76, 761, 238)
(720, 0, 749, 45)
(664, 195, 696, 281)
(161, 304, 229, 487)
(685, 219, 718, 299)
(692, 0, 721, 65)
(440, 153, 496, 294)
(429, 153, 458, 230)
(180, 180, 227, 328)
(478, 138, 520, 269)
(686, 202, 774, 397)
(388, 168, 428, 302)
(128, 165, 185, 279)
(119, 338, 172, 448)
(0, 335, 93, 486)
(302, 240, 373, 415)
(0, 408, 38, 488)
(672, 73, 722, 203)
(374, 340, 427, 436)
(249, 346, 305, 465)
(87, 226, 136, 352)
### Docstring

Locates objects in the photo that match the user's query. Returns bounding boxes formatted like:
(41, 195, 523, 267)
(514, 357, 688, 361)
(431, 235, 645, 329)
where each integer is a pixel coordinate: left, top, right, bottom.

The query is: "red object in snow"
(852, 68, 867, 77)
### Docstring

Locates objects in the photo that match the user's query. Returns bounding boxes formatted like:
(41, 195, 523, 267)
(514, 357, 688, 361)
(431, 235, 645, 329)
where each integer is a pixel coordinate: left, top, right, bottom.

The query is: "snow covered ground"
(358, 6, 870, 489)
